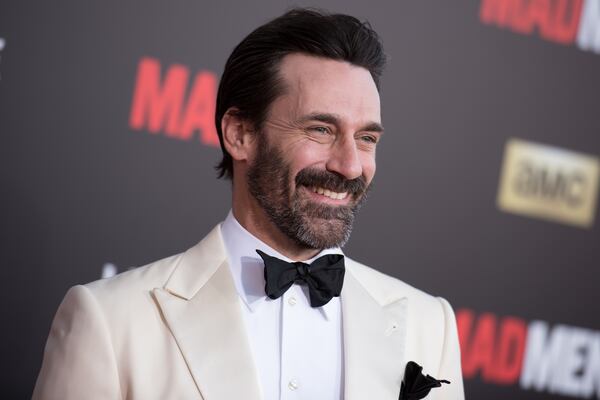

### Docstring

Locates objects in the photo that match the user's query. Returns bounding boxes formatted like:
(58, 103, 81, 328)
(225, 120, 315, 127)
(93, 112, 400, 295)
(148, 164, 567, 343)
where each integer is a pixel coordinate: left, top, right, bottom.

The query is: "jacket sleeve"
(32, 285, 123, 400)
(435, 297, 465, 400)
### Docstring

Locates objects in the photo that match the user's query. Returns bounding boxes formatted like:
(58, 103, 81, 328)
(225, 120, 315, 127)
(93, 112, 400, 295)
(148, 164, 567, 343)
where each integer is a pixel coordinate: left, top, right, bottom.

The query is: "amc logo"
(497, 139, 599, 228)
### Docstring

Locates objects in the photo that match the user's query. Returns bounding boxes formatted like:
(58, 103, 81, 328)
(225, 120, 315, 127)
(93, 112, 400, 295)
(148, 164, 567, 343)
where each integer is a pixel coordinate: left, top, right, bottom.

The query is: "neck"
(232, 201, 320, 262)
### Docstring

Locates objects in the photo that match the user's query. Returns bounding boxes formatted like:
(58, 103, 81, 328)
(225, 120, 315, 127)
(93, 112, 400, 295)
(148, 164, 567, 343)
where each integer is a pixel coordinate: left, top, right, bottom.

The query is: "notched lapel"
(153, 226, 262, 400)
(342, 268, 408, 400)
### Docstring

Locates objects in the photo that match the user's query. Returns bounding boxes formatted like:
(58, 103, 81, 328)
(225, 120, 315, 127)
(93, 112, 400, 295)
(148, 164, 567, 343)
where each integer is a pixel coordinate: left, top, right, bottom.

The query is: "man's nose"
(325, 135, 363, 180)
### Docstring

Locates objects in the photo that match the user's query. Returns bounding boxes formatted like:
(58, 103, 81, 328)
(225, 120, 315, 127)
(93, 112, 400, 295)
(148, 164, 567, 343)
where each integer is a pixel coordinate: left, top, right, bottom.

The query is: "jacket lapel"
(153, 225, 262, 400)
(342, 261, 409, 400)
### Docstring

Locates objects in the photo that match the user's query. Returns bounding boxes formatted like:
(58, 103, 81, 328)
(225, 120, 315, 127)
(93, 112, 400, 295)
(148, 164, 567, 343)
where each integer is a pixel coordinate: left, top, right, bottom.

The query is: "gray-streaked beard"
(246, 134, 369, 249)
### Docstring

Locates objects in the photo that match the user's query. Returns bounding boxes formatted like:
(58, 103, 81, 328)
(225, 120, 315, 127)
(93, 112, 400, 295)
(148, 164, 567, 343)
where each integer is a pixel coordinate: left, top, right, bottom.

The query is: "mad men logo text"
(480, 0, 600, 54)
(129, 57, 219, 146)
(458, 309, 600, 398)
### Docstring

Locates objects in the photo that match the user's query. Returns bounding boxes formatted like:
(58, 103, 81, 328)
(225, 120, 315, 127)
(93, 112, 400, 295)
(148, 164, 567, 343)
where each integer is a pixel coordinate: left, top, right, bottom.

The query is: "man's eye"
(311, 126, 330, 135)
(360, 134, 378, 144)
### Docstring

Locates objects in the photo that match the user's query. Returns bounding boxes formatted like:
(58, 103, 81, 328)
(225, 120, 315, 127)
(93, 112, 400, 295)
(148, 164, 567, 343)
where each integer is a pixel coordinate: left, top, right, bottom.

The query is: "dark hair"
(215, 8, 386, 179)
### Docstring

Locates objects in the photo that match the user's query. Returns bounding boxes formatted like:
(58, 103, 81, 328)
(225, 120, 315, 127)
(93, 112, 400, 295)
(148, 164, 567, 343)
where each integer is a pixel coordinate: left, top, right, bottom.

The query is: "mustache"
(295, 168, 367, 195)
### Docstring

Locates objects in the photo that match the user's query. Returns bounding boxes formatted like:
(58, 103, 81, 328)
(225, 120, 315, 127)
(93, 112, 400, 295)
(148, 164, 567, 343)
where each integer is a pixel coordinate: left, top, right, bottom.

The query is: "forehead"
(270, 53, 381, 123)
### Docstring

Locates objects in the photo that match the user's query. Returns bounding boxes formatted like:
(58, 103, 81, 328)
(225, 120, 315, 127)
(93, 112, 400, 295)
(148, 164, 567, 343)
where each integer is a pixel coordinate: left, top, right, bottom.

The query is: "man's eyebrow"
(361, 122, 385, 134)
(298, 113, 384, 133)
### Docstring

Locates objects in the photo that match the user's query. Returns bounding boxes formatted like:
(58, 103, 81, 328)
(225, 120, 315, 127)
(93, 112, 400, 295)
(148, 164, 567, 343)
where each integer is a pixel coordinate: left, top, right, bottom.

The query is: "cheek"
(290, 144, 327, 171)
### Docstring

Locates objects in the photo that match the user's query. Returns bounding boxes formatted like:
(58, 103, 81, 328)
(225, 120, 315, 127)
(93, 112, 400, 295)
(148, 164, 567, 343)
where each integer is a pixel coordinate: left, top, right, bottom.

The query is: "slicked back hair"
(215, 8, 386, 180)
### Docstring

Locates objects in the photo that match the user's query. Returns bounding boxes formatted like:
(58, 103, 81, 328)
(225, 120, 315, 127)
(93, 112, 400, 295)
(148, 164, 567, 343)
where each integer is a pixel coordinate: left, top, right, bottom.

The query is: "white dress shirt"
(220, 211, 344, 400)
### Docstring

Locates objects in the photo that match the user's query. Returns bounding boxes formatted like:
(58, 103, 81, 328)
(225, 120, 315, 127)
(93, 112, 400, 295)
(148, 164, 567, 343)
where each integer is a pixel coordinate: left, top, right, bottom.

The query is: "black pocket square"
(399, 361, 450, 400)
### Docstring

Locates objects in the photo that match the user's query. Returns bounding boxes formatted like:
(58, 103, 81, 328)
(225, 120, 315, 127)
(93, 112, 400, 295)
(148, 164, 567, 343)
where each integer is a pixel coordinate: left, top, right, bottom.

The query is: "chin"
(292, 215, 353, 249)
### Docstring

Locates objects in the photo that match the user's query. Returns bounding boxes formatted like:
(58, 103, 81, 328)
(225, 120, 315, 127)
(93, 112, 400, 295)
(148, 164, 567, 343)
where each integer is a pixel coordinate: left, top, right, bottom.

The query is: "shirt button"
(288, 379, 299, 390)
(288, 296, 297, 306)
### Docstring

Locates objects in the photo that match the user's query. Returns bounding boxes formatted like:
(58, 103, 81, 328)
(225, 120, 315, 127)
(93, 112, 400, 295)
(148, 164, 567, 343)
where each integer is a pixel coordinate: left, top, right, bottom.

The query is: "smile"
(309, 186, 348, 200)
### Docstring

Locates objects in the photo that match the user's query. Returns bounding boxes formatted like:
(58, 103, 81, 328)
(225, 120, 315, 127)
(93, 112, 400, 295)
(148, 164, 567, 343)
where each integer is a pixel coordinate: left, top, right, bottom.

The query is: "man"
(33, 8, 464, 400)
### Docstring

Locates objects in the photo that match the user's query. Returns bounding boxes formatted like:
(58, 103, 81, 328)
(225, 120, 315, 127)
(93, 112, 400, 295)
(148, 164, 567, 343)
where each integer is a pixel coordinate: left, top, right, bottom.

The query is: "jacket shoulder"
(83, 252, 184, 303)
(346, 257, 463, 388)
(345, 257, 446, 311)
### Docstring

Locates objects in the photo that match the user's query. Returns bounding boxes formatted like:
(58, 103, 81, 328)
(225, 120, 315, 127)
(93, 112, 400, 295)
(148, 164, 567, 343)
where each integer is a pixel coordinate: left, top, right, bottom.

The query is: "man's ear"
(221, 107, 255, 161)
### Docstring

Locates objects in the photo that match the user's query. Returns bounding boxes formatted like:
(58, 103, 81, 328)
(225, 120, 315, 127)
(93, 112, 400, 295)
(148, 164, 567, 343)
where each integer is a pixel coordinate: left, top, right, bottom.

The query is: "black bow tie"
(256, 249, 345, 307)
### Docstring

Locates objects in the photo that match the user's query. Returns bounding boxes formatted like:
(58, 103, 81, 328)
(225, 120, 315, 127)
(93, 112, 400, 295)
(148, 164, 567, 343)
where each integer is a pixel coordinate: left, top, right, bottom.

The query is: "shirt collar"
(220, 210, 343, 319)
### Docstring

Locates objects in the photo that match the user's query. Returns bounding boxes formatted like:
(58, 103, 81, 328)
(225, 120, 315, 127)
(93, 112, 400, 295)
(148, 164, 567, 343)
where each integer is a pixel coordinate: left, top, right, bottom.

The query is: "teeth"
(311, 186, 348, 200)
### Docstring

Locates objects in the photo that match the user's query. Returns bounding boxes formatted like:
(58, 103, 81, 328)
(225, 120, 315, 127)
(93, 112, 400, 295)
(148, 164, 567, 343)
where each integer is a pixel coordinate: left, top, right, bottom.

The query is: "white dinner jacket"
(33, 225, 465, 400)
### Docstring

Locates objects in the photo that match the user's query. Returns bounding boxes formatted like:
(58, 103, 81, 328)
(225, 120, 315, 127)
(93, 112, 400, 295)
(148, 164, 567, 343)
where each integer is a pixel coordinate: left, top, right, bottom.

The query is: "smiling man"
(230, 52, 379, 257)
(33, 8, 464, 400)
